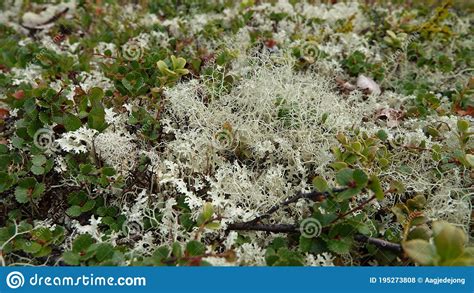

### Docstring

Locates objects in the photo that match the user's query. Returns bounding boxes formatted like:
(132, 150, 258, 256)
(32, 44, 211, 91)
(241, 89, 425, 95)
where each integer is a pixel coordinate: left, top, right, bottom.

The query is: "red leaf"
(265, 39, 277, 48)
(0, 108, 9, 119)
(454, 105, 474, 117)
(188, 258, 202, 266)
(13, 90, 25, 100)
(0, 64, 10, 73)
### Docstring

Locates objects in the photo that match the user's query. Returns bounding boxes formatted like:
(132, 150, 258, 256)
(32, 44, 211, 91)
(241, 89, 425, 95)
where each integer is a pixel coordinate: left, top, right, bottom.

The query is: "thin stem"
(0, 221, 31, 267)
(226, 223, 402, 253)
(354, 234, 402, 253)
(227, 222, 297, 233)
(331, 195, 376, 224)
(250, 188, 347, 223)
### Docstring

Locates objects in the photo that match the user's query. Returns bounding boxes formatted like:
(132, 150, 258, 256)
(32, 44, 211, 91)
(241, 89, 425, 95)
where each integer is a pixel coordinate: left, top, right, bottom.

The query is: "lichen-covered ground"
(0, 0, 472, 266)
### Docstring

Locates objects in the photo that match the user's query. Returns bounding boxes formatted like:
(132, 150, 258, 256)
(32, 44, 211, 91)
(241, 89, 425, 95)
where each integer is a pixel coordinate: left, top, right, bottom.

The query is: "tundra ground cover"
(0, 0, 472, 266)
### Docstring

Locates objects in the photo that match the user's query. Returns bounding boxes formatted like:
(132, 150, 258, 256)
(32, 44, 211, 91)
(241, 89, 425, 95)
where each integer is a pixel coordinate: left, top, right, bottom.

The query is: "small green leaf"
(336, 133, 347, 144)
(32, 155, 47, 166)
(156, 60, 169, 73)
(80, 164, 94, 175)
(33, 228, 52, 242)
(465, 154, 474, 168)
(202, 203, 214, 221)
(23, 242, 42, 254)
(175, 68, 189, 75)
(122, 72, 145, 94)
(410, 215, 427, 226)
(172, 242, 183, 258)
(457, 119, 469, 133)
(18, 177, 37, 188)
(407, 225, 432, 241)
(88, 105, 106, 131)
(351, 142, 362, 152)
(353, 169, 368, 187)
(376, 130, 388, 141)
(171, 55, 186, 69)
(34, 245, 52, 258)
(329, 161, 348, 170)
(88, 87, 104, 105)
(369, 175, 384, 200)
(62, 251, 80, 265)
(81, 200, 96, 213)
(64, 114, 82, 131)
(186, 240, 206, 256)
(403, 240, 437, 265)
(66, 205, 82, 217)
(205, 222, 220, 230)
(356, 222, 373, 236)
(102, 167, 116, 176)
(312, 176, 328, 192)
(327, 237, 353, 255)
(378, 157, 390, 168)
(336, 188, 360, 201)
(391, 204, 408, 223)
(94, 243, 114, 262)
(0, 145, 8, 154)
(157, 61, 176, 76)
(0, 172, 12, 193)
(298, 236, 313, 253)
(72, 234, 94, 253)
(336, 168, 354, 186)
(14, 187, 30, 203)
(32, 183, 45, 198)
(30, 165, 45, 175)
(390, 180, 406, 194)
(406, 195, 426, 210)
(153, 246, 170, 264)
(11, 136, 24, 148)
(14, 179, 40, 203)
(432, 221, 466, 261)
(321, 113, 329, 124)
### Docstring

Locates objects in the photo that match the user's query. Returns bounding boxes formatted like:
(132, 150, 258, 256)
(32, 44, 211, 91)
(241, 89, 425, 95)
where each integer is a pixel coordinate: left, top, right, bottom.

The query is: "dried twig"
(331, 195, 376, 224)
(227, 222, 403, 253)
(250, 188, 347, 223)
(227, 187, 402, 253)
(354, 234, 402, 253)
(227, 223, 297, 233)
